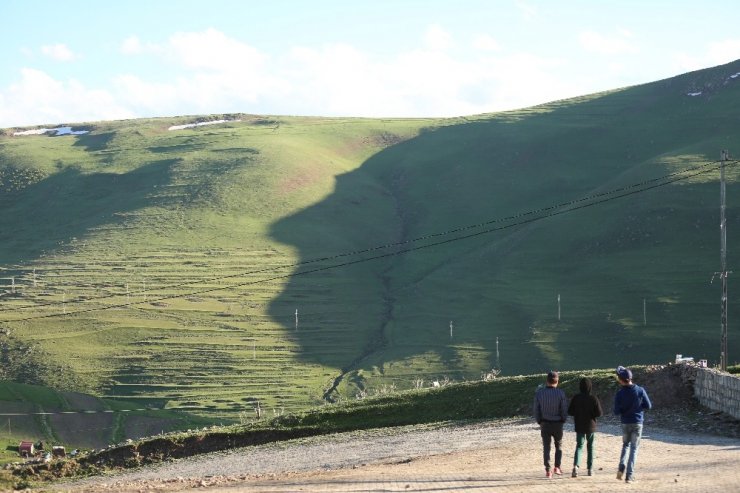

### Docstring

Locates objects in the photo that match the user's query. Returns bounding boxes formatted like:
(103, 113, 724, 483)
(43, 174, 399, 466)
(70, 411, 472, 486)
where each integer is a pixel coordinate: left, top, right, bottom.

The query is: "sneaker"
(587, 468, 594, 476)
(626, 476, 636, 484)
(546, 469, 553, 479)
(553, 466, 562, 476)
(571, 467, 578, 478)
(617, 470, 624, 480)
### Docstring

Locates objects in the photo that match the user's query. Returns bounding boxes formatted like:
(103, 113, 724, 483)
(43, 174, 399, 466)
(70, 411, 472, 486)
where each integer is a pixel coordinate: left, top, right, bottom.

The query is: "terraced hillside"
(0, 115, 443, 419)
(2, 60, 740, 423)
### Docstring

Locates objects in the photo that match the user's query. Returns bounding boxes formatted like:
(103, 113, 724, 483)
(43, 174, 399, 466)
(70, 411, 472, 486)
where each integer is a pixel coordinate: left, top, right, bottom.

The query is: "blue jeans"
(619, 423, 643, 479)
(574, 432, 595, 469)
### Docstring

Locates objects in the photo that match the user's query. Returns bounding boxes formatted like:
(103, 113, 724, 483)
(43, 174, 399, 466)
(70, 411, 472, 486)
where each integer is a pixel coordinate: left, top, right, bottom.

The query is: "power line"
(0, 160, 727, 313)
(0, 162, 728, 312)
(0, 160, 732, 322)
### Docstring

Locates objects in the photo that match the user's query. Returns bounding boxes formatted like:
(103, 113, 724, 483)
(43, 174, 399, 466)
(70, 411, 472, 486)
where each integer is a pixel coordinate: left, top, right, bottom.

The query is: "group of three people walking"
(533, 366, 652, 483)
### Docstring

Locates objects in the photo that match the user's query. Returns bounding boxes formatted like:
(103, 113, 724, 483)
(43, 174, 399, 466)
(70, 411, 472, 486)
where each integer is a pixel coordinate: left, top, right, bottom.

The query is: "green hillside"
(0, 381, 207, 466)
(1, 60, 740, 422)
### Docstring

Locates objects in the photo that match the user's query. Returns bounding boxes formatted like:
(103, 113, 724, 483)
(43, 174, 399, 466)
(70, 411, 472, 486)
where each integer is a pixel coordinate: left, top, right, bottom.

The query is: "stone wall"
(693, 367, 740, 419)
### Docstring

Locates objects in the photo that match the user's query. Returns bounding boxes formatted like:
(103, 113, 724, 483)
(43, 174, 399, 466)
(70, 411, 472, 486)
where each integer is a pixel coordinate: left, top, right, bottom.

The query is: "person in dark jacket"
(533, 370, 568, 478)
(567, 377, 603, 477)
(614, 366, 652, 484)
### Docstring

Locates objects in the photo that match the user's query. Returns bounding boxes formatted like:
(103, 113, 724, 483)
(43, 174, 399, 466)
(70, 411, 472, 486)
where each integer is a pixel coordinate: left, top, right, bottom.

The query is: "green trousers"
(573, 432, 595, 469)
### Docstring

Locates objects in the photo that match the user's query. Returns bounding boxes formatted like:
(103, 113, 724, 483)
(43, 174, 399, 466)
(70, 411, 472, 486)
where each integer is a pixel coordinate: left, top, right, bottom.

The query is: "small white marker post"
(295, 309, 298, 331)
(450, 320, 454, 340)
(558, 294, 561, 321)
(643, 298, 646, 326)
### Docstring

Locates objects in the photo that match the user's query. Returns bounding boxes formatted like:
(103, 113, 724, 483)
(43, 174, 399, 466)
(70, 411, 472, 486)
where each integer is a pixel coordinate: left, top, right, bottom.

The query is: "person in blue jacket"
(613, 366, 652, 484)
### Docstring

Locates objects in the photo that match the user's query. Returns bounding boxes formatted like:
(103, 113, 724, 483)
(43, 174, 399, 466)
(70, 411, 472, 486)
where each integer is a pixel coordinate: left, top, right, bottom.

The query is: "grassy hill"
(1, 60, 740, 423)
(0, 381, 208, 467)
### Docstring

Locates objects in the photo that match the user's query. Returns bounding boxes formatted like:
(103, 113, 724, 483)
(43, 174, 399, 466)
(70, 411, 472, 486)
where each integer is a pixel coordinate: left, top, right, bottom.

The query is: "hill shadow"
(0, 158, 180, 267)
(267, 112, 586, 375)
(268, 62, 740, 381)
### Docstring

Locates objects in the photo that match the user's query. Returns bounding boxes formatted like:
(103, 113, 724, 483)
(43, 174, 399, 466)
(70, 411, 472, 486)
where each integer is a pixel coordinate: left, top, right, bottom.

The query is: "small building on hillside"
(18, 441, 34, 457)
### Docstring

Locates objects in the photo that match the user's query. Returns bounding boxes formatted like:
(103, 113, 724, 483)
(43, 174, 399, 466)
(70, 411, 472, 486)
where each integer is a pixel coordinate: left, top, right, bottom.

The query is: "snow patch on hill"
(13, 127, 89, 136)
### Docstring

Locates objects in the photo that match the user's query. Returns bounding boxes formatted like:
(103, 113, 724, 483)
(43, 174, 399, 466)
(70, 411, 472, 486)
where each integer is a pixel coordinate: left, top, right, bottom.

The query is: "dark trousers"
(540, 421, 564, 470)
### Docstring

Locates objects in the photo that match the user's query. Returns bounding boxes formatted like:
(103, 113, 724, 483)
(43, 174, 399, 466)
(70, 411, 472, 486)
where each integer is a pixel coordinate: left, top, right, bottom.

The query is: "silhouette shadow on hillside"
(0, 158, 180, 267)
(267, 113, 585, 375)
(268, 63, 740, 381)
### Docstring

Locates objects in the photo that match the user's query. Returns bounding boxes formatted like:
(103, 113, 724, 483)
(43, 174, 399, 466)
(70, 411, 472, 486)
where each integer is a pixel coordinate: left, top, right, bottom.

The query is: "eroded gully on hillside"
(322, 171, 410, 402)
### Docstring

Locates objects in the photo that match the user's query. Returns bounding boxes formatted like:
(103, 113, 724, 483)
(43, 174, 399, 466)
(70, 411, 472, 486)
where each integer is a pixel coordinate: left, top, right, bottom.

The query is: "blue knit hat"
(616, 366, 632, 381)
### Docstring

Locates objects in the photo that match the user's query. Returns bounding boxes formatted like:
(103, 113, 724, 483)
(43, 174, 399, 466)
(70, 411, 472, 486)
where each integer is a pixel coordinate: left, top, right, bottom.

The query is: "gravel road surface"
(60, 416, 740, 492)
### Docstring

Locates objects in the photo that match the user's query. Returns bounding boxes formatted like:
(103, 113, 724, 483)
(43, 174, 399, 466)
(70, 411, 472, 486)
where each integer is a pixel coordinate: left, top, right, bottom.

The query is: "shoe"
(626, 476, 636, 484)
(617, 470, 624, 480)
(571, 467, 578, 478)
(546, 469, 553, 479)
(587, 468, 594, 476)
(553, 466, 562, 475)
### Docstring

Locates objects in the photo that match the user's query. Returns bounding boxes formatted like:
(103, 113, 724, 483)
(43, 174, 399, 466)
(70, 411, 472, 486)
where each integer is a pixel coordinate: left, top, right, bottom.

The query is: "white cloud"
(41, 43, 77, 62)
(0, 27, 620, 127)
(472, 34, 501, 52)
(0, 68, 133, 127)
(706, 39, 740, 66)
(424, 24, 452, 51)
(516, 0, 538, 20)
(0, 26, 578, 127)
(167, 28, 266, 72)
(670, 39, 740, 74)
(120, 36, 143, 54)
(120, 35, 163, 56)
(579, 30, 637, 55)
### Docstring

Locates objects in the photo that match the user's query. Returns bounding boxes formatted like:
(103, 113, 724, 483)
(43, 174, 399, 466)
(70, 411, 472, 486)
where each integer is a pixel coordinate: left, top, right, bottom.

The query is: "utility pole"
(295, 309, 298, 331)
(720, 150, 730, 371)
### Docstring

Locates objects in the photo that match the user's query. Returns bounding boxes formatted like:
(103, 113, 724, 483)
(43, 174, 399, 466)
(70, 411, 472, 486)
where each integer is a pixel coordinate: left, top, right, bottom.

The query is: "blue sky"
(2, 0, 739, 127)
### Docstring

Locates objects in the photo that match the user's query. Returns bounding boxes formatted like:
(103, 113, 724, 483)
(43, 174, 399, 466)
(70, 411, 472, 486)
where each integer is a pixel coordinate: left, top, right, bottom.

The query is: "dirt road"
(64, 417, 740, 493)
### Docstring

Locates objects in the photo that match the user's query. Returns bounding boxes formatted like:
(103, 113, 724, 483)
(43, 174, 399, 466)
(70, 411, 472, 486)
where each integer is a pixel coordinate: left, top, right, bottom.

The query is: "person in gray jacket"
(533, 370, 568, 478)
(614, 366, 652, 484)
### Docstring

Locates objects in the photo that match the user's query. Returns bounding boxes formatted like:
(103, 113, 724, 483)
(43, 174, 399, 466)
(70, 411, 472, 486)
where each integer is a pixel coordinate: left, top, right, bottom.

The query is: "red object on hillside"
(18, 441, 34, 457)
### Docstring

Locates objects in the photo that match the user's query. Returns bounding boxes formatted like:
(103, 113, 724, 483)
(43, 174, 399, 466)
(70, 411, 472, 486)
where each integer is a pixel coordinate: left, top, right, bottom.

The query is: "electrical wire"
(1, 159, 731, 323)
